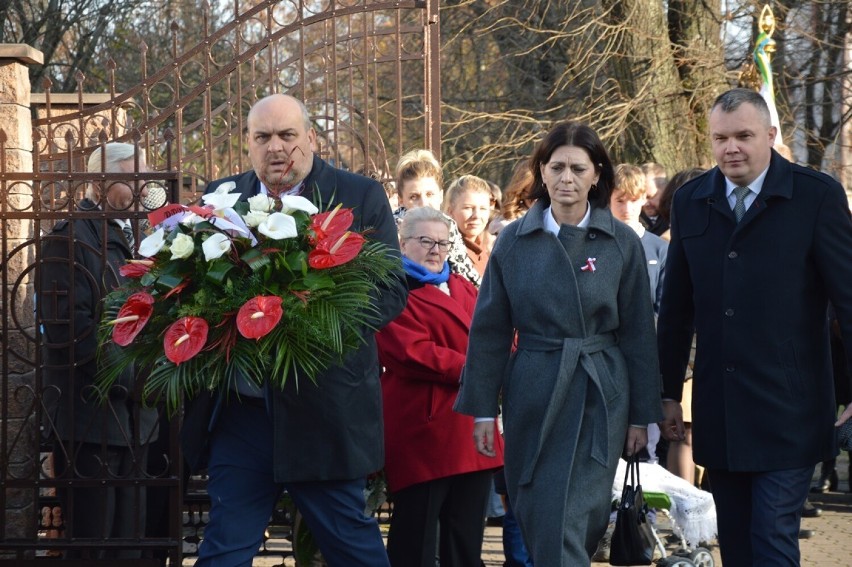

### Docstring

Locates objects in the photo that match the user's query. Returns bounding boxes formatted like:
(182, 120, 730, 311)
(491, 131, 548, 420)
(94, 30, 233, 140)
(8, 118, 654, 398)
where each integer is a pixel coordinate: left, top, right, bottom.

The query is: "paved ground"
(184, 450, 851, 566)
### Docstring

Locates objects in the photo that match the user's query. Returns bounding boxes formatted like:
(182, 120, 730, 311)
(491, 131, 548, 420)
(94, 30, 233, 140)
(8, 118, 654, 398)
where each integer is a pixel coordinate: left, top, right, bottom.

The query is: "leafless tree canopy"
(439, 0, 849, 186)
(4, 0, 849, 185)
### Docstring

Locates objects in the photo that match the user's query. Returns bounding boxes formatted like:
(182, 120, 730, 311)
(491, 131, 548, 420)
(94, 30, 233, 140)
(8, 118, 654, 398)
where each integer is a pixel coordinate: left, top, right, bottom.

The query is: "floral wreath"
(96, 181, 399, 413)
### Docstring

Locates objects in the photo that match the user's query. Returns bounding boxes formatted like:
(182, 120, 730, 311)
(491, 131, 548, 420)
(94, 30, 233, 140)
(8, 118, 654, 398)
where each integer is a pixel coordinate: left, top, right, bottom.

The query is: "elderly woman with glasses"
(376, 206, 504, 567)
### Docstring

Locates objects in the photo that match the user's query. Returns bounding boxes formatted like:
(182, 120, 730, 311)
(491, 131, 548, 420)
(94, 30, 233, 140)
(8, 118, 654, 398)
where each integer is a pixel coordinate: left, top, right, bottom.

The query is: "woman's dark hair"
(658, 167, 706, 223)
(528, 121, 615, 209)
(502, 158, 535, 221)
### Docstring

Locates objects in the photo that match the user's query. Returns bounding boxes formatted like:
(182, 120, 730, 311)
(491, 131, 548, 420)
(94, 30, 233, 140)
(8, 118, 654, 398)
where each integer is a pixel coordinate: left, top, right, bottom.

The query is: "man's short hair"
(711, 88, 772, 127)
(85, 143, 143, 200)
(641, 162, 667, 191)
(641, 162, 666, 180)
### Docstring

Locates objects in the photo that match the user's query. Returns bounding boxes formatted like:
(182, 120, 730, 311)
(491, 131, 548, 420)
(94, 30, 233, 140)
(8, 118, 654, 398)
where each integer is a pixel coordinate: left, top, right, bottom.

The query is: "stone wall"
(0, 43, 42, 557)
(0, 44, 132, 559)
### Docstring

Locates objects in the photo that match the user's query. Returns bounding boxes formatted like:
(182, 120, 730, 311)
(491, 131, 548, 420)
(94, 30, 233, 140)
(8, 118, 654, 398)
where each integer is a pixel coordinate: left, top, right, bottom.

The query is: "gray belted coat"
(455, 202, 662, 565)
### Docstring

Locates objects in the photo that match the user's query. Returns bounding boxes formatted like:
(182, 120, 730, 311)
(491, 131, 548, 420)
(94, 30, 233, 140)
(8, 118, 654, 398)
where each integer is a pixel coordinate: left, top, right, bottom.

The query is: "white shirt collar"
(259, 181, 303, 196)
(542, 202, 591, 236)
(724, 164, 770, 198)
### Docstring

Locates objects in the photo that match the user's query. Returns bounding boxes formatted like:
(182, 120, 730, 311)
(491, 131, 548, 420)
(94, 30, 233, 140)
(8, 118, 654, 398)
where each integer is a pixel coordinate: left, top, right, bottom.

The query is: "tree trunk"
(601, 0, 705, 173)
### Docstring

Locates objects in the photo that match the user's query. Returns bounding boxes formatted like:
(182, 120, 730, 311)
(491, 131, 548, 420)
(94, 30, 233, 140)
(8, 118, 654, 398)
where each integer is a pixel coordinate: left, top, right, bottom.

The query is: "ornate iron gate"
(1, 0, 440, 562)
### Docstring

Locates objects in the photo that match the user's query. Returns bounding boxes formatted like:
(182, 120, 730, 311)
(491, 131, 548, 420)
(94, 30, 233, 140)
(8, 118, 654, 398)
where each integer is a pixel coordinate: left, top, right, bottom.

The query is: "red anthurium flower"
(308, 231, 365, 269)
(309, 205, 354, 244)
(111, 292, 155, 346)
(163, 317, 209, 365)
(119, 260, 153, 278)
(236, 295, 284, 340)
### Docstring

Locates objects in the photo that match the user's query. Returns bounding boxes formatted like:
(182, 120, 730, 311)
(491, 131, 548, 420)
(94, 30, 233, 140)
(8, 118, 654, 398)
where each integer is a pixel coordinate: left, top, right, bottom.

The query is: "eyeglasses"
(405, 236, 451, 252)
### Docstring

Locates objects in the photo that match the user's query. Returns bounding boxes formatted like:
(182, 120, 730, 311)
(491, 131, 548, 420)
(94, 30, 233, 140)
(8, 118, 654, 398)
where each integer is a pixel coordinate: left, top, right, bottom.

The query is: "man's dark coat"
(181, 156, 407, 482)
(658, 150, 852, 471)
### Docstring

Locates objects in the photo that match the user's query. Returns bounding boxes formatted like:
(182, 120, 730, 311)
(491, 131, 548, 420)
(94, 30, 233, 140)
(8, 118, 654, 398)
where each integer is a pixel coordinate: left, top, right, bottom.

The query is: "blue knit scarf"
(402, 256, 450, 285)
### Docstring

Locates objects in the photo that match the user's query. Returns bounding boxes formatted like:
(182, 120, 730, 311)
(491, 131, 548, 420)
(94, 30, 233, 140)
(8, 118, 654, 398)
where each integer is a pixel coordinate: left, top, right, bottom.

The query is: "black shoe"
(798, 529, 815, 539)
(810, 468, 838, 493)
(802, 500, 822, 518)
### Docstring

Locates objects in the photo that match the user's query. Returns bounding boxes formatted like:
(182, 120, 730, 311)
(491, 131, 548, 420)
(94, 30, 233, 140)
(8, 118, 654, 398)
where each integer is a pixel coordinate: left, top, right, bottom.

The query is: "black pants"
(387, 469, 493, 567)
(53, 441, 149, 559)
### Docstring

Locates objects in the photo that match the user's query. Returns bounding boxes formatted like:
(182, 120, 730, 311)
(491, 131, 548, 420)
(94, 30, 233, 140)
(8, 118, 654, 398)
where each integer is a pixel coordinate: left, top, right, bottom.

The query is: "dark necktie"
(121, 223, 135, 251)
(732, 186, 750, 223)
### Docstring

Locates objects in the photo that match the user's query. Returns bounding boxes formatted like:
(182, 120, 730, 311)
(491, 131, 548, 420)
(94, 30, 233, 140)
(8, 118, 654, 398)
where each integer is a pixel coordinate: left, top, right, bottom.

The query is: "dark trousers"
(494, 469, 533, 567)
(196, 399, 389, 567)
(707, 465, 814, 567)
(53, 441, 149, 559)
(387, 469, 492, 567)
(502, 494, 534, 567)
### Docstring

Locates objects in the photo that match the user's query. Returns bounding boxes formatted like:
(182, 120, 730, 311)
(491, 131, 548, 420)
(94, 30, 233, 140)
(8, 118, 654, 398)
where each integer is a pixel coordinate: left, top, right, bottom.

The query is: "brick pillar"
(0, 43, 43, 558)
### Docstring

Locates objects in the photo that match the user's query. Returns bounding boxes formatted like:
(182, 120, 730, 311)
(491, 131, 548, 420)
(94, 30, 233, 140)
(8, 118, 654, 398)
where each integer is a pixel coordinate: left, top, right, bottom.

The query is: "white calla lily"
(212, 181, 237, 194)
(247, 194, 275, 213)
(138, 228, 167, 258)
(202, 232, 232, 261)
(258, 212, 298, 240)
(202, 182, 241, 212)
(279, 195, 319, 215)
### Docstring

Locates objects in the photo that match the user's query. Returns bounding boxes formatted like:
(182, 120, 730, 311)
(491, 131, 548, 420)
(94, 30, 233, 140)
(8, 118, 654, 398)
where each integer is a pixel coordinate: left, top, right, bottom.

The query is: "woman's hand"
(473, 420, 497, 457)
(836, 404, 852, 426)
(623, 426, 648, 457)
(660, 399, 686, 441)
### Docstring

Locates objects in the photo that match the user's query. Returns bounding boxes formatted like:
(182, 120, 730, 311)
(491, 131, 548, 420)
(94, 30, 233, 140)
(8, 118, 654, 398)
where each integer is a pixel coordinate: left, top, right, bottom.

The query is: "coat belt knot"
(515, 332, 618, 485)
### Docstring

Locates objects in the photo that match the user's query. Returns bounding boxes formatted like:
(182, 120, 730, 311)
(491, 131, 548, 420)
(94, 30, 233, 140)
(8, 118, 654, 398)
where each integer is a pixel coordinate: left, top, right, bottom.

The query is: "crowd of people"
(38, 88, 852, 567)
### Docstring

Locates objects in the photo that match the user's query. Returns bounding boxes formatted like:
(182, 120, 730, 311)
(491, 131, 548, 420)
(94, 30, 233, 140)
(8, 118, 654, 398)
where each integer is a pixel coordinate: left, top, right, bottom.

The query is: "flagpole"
(753, 4, 783, 145)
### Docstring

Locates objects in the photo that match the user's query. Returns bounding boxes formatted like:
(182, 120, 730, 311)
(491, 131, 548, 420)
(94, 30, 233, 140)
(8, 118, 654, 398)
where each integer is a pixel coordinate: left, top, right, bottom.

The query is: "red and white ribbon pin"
(580, 257, 597, 272)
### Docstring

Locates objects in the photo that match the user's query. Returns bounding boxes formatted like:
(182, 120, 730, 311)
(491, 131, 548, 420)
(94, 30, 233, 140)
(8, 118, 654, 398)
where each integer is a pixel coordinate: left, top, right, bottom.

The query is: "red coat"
(377, 273, 504, 492)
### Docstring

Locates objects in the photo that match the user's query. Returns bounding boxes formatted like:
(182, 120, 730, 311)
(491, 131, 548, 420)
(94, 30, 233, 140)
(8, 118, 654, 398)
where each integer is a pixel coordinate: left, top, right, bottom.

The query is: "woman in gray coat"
(455, 122, 662, 565)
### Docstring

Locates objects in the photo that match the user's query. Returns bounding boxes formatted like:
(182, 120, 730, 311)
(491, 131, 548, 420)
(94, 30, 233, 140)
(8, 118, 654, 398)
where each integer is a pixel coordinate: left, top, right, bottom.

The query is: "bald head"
(246, 94, 317, 190)
(248, 94, 312, 132)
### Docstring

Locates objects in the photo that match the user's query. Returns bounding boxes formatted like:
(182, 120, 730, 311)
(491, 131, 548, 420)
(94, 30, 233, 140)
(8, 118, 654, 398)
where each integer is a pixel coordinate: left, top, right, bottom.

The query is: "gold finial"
(758, 5, 777, 55)
(737, 62, 761, 90)
(759, 5, 776, 37)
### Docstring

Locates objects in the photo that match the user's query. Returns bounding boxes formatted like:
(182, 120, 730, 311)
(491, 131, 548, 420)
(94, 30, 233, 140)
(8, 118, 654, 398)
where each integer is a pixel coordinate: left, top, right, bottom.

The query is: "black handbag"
(839, 418, 852, 452)
(609, 455, 656, 566)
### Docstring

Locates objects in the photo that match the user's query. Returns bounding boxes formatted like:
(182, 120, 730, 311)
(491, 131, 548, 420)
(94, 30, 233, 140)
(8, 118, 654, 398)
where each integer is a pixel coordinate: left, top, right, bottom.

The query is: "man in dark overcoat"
(658, 88, 852, 566)
(40, 142, 159, 558)
(181, 94, 407, 566)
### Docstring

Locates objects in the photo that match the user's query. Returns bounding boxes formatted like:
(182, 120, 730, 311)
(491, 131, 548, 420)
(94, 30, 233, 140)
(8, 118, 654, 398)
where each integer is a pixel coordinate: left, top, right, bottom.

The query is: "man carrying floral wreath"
(181, 94, 408, 566)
